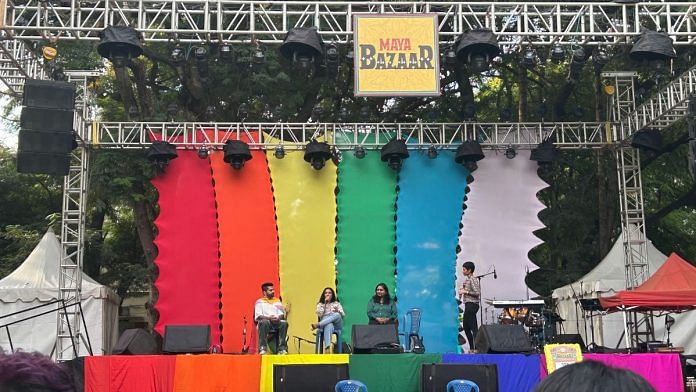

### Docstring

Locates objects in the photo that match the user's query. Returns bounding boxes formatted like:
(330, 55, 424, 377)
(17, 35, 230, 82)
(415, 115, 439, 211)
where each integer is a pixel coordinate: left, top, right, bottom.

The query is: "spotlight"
(530, 140, 559, 165)
(568, 47, 587, 81)
(304, 140, 332, 170)
(454, 141, 485, 172)
(380, 139, 409, 171)
(252, 45, 265, 65)
(274, 145, 285, 159)
(444, 45, 458, 67)
(197, 147, 209, 159)
(97, 25, 143, 68)
(223, 140, 253, 169)
(593, 48, 610, 71)
(147, 141, 178, 170)
(550, 43, 565, 63)
(194, 46, 207, 60)
(354, 146, 366, 159)
(325, 43, 339, 77)
(504, 146, 517, 159)
(455, 29, 500, 73)
(237, 103, 249, 121)
(219, 43, 234, 62)
(521, 48, 537, 68)
(427, 145, 438, 159)
(166, 103, 178, 120)
(630, 29, 676, 71)
(195, 46, 209, 77)
(631, 128, 662, 153)
(279, 27, 324, 74)
(171, 45, 185, 63)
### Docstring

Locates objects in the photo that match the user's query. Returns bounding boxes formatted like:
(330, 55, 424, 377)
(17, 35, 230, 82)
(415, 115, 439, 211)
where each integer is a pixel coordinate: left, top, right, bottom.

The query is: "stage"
(80, 352, 684, 392)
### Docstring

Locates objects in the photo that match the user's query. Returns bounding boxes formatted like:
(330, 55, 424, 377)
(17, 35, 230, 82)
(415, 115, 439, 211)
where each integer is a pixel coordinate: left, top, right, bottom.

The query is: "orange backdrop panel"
(211, 145, 280, 354)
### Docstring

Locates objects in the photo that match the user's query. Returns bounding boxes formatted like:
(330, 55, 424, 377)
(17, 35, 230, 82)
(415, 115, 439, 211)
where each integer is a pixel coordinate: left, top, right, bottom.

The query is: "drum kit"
(488, 299, 562, 350)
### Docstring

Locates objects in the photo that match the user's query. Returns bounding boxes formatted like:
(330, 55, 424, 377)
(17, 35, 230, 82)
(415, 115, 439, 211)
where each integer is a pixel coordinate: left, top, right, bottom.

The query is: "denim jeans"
(317, 313, 343, 348)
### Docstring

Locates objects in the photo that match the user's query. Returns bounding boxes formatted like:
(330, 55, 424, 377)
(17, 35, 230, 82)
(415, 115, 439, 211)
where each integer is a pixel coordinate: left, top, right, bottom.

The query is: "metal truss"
(622, 64, 696, 137)
(602, 71, 637, 124)
(91, 121, 612, 149)
(3, 1, 696, 46)
(57, 146, 89, 361)
(0, 38, 47, 96)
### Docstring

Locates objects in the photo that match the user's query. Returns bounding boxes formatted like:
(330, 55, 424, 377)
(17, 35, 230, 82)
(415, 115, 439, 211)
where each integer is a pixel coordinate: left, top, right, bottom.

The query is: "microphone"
(493, 266, 497, 279)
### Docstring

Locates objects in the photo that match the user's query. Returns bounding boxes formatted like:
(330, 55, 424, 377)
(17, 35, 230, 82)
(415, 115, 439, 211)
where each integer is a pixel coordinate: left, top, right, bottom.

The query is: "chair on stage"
(251, 321, 284, 354)
(446, 379, 479, 392)
(315, 328, 343, 353)
(398, 308, 423, 352)
(335, 379, 368, 392)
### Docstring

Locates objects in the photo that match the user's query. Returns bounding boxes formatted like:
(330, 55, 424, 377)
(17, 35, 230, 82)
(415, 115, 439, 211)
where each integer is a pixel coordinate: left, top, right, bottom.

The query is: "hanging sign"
(353, 14, 440, 97)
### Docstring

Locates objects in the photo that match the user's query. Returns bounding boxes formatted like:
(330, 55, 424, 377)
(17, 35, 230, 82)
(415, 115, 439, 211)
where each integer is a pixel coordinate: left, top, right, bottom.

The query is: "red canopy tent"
(600, 252, 696, 311)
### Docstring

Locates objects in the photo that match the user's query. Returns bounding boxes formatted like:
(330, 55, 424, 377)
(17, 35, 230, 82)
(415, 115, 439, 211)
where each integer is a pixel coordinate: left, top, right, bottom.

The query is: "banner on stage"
(544, 344, 583, 373)
(353, 14, 440, 97)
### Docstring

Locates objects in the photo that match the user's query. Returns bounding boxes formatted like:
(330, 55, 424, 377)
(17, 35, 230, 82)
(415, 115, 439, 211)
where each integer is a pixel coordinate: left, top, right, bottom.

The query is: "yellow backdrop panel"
(260, 354, 349, 391)
(267, 148, 337, 353)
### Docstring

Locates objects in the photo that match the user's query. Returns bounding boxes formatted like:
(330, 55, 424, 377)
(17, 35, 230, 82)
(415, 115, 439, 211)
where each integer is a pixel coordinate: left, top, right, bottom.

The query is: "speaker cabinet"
(273, 364, 349, 392)
(422, 363, 498, 392)
(474, 325, 533, 353)
(20, 107, 74, 133)
(22, 79, 76, 110)
(16, 152, 71, 176)
(351, 324, 400, 354)
(112, 328, 159, 355)
(162, 325, 210, 354)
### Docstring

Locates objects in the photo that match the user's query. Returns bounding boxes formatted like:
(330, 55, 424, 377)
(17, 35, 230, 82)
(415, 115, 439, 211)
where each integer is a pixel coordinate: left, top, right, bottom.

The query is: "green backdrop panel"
(336, 152, 397, 342)
(348, 353, 442, 392)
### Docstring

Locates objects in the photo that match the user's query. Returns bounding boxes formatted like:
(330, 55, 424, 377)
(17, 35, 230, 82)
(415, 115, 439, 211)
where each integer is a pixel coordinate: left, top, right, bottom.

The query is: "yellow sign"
(354, 14, 440, 96)
(544, 344, 583, 374)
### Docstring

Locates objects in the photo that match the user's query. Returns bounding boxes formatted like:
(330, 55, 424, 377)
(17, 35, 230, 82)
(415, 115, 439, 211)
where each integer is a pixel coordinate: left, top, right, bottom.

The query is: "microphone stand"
(474, 271, 496, 326)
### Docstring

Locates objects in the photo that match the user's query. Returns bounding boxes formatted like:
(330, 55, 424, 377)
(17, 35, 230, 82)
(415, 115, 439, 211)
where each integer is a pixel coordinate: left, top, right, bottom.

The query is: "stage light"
(206, 106, 215, 120)
(252, 45, 265, 65)
(97, 25, 143, 68)
(427, 145, 438, 159)
(171, 46, 185, 63)
(325, 43, 339, 77)
(550, 43, 565, 63)
(444, 45, 458, 67)
(223, 140, 253, 169)
(147, 141, 178, 170)
(237, 103, 249, 121)
(167, 103, 178, 120)
(593, 48, 610, 71)
(197, 147, 209, 159)
(195, 46, 209, 77)
(359, 104, 371, 120)
(455, 141, 485, 172)
(630, 29, 676, 71)
(631, 128, 662, 153)
(522, 48, 537, 68)
(455, 29, 500, 73)
(530, 140, 559, 165)
(219, 43, 234, 62)
(338, 105, 350, 122)
(52, 66, 66, 81)
(304, 140, 332, 170)
(274, 145, 285, 159)
(568, 47, 587, 81)
(505, 147, 517, 159)
(381, 139, 409, 171)
(280, 27, 324, 74)
(354, 146, 366, 159)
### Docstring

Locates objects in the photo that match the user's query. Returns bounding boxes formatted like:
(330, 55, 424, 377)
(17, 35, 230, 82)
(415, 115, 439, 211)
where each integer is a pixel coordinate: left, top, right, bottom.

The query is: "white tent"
(0, 230, 120, 357)
(552, 235, 696, 353)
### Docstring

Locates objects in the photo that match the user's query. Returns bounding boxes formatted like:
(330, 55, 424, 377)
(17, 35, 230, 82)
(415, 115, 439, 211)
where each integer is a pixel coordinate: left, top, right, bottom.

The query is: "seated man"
(254, 282, 289, 354)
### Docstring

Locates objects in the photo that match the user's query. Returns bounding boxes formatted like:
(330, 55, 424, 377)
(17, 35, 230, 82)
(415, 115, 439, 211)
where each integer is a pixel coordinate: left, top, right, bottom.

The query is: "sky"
(0, 94, 20, 150)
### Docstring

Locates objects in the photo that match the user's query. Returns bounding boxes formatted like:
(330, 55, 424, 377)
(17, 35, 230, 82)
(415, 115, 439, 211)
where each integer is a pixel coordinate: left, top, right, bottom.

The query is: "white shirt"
(254, 297, 285, 321)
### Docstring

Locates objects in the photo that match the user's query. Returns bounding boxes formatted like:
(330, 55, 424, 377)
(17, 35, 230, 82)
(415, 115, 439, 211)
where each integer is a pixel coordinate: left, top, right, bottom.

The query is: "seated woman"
(367, 283, 397, 325)
(311, 287, 345, 352)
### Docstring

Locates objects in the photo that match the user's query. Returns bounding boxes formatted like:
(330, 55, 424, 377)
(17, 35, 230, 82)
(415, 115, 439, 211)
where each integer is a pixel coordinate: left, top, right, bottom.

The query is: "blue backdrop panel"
(442, 353, 541, 392)
(395, 151, 469, 353)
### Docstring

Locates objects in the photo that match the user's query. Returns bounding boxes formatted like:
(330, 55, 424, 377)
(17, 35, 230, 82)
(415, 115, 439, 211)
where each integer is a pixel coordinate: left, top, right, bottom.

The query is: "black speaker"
(16, 152, 71, 176)
(162, 325, 210, 354)
(20, 107, 74, 133)
(273, 364, 349, 392)
(474, 324, 533, 353)
(351, 324, 400, 354)
(22, 79, 75, 110)
(547, 334, 586, 352)
(18, 130, 74, 154)
(422, 363, 498, 392)
(112, 328, 159, 355)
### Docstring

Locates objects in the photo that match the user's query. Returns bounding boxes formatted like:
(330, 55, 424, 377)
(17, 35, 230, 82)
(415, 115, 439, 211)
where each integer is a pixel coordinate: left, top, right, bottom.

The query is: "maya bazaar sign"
(353, 14, 440, 97)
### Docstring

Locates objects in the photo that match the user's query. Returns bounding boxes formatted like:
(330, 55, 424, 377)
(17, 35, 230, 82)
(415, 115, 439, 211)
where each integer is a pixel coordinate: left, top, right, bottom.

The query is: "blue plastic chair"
(399, 308, 422, 351)
(315, 328, 343, 353)
(335, 379, 368, 392)
(446, 379, 479, 392)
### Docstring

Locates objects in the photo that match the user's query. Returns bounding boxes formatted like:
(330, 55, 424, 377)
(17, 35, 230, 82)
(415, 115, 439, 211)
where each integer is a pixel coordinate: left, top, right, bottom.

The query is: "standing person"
(312, 287, 345, 353)
(367, 283, 397, 325)
(458, 261, 480, 350)
(254, 282, 289, 354)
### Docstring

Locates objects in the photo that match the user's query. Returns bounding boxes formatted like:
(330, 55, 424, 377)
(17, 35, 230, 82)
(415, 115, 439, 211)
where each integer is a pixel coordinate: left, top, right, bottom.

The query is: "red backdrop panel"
(211, 145, 279, 354)
(152, 151, 221, 345)
(84, 356, 176, 392)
